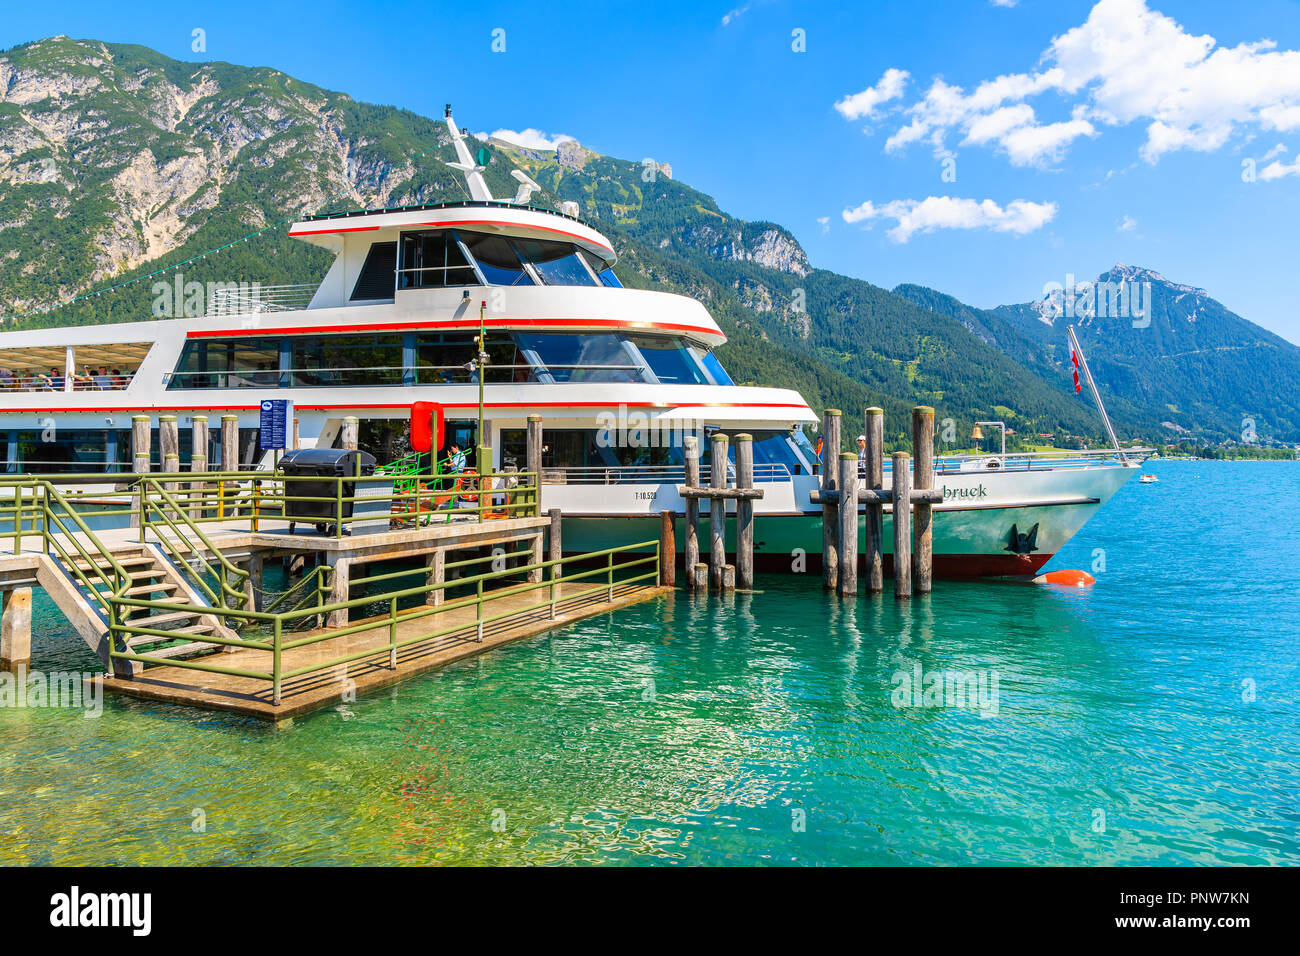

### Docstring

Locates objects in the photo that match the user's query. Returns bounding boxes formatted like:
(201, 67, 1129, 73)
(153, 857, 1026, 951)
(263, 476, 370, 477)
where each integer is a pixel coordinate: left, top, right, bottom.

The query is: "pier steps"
(53, 542, 239, 671)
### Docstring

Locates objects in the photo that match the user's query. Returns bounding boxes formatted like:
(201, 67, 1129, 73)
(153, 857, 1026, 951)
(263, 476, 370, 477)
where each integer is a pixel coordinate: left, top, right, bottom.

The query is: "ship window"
(399, 231, 477, 289)
(415, 332, 534, 384)
(513, 333, 644, 383)
(289, 334, 404, 387)
(168, 338, 282, 389)
(351, 241, 397, 300)
(458, 232, 534, 286)
(695, 347, 735, 386)
(626, 335, 708, 385)
(580, 250, 622, 287)
(513, 238, 598, 286)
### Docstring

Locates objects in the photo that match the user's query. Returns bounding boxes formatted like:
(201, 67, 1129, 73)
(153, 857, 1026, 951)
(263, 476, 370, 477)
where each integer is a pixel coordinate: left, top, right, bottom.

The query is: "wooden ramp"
(101, 580, 670, 722)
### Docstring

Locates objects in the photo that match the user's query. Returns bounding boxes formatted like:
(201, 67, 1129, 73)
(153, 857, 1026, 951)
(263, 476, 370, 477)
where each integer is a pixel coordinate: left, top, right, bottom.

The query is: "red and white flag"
(1071, 349, 1081, 393)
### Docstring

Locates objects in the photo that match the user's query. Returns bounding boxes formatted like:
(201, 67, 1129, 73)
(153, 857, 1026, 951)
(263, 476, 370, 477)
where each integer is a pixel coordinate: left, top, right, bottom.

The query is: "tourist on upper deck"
(38, 367, 63, 390)
(111, 368, 127, 388)
(91, 366, 113, 389)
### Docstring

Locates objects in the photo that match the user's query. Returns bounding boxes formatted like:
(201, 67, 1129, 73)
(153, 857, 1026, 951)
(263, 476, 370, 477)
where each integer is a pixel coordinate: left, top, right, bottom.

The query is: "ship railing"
(206, 283, 318, 315)
(541, 463, 794, 485)
(930, 447, 1153, 474)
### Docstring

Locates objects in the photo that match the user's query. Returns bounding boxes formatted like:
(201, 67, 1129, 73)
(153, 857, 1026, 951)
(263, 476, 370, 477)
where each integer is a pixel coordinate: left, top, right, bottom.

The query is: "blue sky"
(4, 0, 1300, 343)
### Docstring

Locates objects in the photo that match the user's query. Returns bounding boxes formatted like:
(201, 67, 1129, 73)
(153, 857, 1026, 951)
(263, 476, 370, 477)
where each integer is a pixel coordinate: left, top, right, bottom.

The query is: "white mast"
(443, 105, 493, 202)
(1066, 324, 1128, 465)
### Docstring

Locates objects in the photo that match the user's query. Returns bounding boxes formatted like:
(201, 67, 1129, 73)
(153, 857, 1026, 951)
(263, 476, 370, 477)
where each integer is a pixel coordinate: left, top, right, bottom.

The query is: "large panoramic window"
(168, 338, 281, 389)
(580, 250, 622, 287)
(290, 334, 404, 387)
(514, 237, 598, 286)
(458, 232, 534, 286)
(415, 332, 534, 384)
(514, 332, 643, 383)
(627, 335, 709, 385)
(695, 347, 735, 386)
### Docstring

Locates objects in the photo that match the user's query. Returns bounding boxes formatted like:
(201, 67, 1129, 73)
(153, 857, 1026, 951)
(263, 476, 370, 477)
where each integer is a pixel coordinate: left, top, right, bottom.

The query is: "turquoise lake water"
(1, 459, 1297, 865)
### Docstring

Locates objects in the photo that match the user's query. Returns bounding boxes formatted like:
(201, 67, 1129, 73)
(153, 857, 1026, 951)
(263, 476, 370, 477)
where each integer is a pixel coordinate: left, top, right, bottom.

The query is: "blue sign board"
(259, 399, 293, 450)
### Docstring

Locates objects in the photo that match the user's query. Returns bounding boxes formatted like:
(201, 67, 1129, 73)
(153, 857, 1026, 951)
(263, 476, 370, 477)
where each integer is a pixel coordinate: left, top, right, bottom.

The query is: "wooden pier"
(0, 413, 667, 723)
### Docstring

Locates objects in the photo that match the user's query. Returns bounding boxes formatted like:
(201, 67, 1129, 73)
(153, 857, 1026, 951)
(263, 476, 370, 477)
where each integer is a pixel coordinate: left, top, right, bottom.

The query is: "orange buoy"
(1032, 569, 1095, 587)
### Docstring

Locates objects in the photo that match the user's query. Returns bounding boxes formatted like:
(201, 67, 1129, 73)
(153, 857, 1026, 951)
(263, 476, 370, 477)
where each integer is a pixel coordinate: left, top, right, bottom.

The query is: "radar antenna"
(443, 106, 494, 202)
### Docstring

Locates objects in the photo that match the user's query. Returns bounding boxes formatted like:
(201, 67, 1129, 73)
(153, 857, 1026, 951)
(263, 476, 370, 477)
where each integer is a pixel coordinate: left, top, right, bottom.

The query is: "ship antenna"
(443, 106, 494, 202)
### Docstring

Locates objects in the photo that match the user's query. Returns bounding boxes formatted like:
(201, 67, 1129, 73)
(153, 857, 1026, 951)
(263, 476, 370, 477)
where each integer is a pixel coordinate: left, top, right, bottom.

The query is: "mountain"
(895, 265, 1300, 442)
(2, 36, 1283, 448)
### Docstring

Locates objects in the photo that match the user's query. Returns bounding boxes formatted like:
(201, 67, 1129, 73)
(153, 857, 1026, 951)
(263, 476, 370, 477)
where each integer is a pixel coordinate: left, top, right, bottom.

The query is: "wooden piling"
(191, 415, 209, 520)
(426, 550, 445, 607)
(692, 563, 709, 592)
(864, 407, 885, 593)
(0, 587, 32, 672)
(341, 416, 359, 451)
(548, 508, 563, 617)
(130, 415, 150, 530)
(892, 451, 912, 598)
(220, 415, 239, 517)
(722, 565, 736, 591)
(659, 510, 676, 587)
(159, 415, 179, 470)
(709, 433, 728, 590)
(837, 452, 859, 597)
(734, 434, 754, 590)
(912, 406, 934, 595)
(820, 409, 842, 590)
(526, 414, 543, 513)
(684, 435, 700, 588)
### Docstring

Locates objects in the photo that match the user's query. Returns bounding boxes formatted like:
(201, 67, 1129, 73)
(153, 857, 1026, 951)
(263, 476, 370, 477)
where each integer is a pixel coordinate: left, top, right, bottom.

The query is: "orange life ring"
(454, 469, 479, 502)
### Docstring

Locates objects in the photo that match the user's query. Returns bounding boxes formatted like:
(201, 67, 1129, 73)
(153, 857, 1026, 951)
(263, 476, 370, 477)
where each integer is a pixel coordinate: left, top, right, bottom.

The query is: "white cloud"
(834, 69, 910, 121)
(841, 196, 1058, 243)
(841, 0, 1300, 166)
(485, 128, 576, 151)
(817, 216, 830, 234)
(722, 5, 751, 26)
(1260, 154, 1300, 181)
(990, 0, 1019, 7)
(1118, 214, 1138, 232)
(1260, 143, 1288, 162)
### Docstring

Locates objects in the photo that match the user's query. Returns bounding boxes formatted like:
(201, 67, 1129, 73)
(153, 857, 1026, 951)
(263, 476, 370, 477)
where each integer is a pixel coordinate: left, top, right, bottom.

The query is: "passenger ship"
(0, 110, 1141, 578)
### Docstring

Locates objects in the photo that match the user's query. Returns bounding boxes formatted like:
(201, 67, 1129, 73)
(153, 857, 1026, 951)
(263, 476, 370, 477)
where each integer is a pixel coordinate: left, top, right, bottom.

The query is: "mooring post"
(659, 510, 676, 587)
(426, 549, 445, 607)
(912, 406, 935, 595)
(326, 555, 350, 628)
(130, 414, 151, 530)
(163, 454, 179, 502)
(0, 587, 32, 672)
(865, 407, 885, 593)
(837, 452, 859, 597)
(220, 414, 239, 517)
(893, 451, 913, 598)
(683, 435, 700, 588)
(709, 433, 728, 590)
(191, 415, 209, 520)
(245, 553, 263, 613)
(692, 563, 709, 592)
(548, 507, 562, 617)
(820, 409, 842, 590)
(292, 417, 300, 450)
(526, 414, 543, 516)
(159, 415, 179, 471)
(341, 416, 359, 451)
(734, 434, 755, 590)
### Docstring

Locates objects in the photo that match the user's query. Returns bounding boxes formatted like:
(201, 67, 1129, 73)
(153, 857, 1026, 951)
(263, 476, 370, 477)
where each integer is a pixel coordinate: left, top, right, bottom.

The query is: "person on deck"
(446, 443, 467, 474)
(856, 434, 868, 476)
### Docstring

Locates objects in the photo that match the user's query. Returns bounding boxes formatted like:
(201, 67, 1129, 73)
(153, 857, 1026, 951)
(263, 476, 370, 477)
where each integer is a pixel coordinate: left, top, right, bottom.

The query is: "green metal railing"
(108, 539, 661, 704)
(0, 468, 558, 690)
